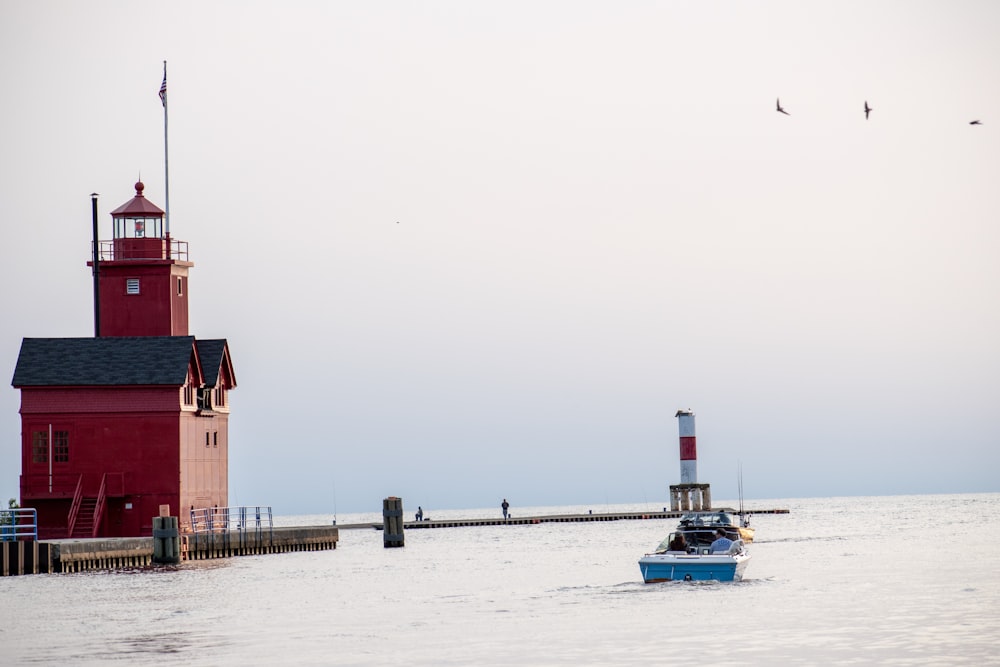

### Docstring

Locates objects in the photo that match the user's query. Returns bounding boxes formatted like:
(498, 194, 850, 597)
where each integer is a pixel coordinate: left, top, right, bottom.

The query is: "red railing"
(20, 474, 81, 499)
(66, 475, 84, 538)
(21, 473, 125, 499)
(91, 474, 108, 538)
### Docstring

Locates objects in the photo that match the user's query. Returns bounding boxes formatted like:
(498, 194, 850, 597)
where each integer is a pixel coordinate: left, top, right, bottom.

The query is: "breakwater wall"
(1, 525, 339, 576)
(338, 507, 789, 530)
(183, 526, 339, 560)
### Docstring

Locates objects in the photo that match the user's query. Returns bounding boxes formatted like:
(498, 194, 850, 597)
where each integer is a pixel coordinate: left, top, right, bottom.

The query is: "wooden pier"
(338, 507, 789, 531)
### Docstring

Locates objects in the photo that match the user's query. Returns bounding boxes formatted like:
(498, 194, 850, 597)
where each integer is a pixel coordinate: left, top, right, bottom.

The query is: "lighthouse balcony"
(94, 238, 189, 262)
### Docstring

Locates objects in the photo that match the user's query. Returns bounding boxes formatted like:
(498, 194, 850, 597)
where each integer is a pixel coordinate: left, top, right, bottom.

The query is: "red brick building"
(11, 182, 235, 539)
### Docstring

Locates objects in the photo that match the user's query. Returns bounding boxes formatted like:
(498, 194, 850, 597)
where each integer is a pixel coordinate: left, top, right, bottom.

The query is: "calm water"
(1, 493, 998, 666)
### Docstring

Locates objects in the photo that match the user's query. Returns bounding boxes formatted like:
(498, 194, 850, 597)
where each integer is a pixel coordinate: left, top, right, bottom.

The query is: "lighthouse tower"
(668, 409, 712, 512)
(95, 180, 192, 336)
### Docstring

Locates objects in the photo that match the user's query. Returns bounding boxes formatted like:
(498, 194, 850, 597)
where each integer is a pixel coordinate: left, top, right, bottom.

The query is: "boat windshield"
(678, 511, 733, 527)
(654, 529, 742, 553)
(654, 532, 685, 553)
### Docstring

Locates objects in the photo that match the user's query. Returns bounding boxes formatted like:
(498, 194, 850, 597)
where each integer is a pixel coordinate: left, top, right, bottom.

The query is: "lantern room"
(108, 180, 168, 261)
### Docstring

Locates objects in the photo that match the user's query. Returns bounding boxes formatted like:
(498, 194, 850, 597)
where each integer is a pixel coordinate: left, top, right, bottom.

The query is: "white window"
(126, 278, 140, 295)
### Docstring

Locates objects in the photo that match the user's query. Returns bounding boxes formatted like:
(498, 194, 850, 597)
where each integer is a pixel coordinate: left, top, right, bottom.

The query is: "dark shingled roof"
(11, 337, 196, 387)
(195, 339, 228, 387)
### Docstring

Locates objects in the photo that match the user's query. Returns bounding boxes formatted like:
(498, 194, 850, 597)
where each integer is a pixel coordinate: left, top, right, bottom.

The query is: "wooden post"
(152, 516, 180, 564)
(383, 497, 404, 548)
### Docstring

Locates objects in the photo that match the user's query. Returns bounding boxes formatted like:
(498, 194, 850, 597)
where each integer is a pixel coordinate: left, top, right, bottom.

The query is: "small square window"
(126, 278, 140, 295)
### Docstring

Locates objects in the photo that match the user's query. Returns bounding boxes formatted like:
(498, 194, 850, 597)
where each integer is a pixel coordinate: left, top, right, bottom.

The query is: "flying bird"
(970, 120, 982, 125)
(776, 98, 790, 115)
(864, 101, 872, 120)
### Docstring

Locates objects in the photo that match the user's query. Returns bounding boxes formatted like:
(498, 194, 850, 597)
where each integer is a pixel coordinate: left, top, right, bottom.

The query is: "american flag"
(159, 68, 167, 107)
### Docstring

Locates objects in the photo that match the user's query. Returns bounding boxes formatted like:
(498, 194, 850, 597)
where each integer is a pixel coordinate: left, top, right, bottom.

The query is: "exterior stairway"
(70, 498, 98, 538)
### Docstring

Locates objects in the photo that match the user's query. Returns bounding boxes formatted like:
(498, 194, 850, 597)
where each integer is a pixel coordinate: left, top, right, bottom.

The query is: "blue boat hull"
(638, 552, 750, 583)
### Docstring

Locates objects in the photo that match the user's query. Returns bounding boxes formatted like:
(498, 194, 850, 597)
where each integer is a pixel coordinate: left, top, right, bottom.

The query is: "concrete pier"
(1, 525, 339, 576)
(183, 526, 339, 560)
(48, 537, 154, 573)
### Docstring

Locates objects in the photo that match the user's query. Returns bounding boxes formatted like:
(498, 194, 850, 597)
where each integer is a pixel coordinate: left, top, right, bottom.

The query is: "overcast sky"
(2, 1, 998, 515)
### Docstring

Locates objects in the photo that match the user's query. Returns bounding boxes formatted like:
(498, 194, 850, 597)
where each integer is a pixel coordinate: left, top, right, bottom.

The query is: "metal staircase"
(70, 498, 98, 538)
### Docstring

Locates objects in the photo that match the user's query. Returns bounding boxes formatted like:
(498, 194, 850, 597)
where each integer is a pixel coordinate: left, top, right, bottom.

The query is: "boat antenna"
(738, 461, 745, 516)
(331, 478, 338, 525)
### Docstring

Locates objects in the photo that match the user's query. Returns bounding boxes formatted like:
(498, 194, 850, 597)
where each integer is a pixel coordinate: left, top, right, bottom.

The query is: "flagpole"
(161, 60, 171, 238)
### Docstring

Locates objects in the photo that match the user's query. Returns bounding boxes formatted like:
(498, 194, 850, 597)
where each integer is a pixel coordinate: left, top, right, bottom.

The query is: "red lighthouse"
(11, 183, 235, 539)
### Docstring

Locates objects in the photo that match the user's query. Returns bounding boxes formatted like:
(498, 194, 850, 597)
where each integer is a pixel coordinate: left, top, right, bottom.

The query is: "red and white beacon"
(669, 409, 712, 511)
(676, 408, 697, 484)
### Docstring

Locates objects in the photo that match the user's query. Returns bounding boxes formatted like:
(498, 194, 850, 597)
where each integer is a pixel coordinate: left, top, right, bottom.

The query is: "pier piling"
(152, 516, 180, 564)
(383, 497, 404, 548)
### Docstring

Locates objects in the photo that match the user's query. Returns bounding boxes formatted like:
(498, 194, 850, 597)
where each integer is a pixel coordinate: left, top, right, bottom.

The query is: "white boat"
(638, 529, 751, 583)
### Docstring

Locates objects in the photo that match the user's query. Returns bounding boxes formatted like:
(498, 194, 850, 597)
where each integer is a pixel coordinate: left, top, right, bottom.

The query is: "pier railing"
(189, 506, 274, 552)
(0, 508, 38, 541)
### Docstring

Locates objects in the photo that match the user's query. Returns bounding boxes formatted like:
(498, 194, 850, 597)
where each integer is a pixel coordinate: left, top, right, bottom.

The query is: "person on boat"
(415, 506, 423, 521)
(710, 528, 734, 553)
(668, 533, 687, 552)
(501, 498, 510, 520)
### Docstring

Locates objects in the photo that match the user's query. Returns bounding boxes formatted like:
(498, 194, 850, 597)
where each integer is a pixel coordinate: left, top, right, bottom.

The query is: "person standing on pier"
(415, 506, 423, 521)
(501, 498, 510, 520)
